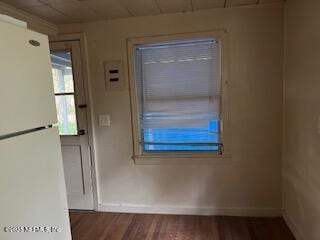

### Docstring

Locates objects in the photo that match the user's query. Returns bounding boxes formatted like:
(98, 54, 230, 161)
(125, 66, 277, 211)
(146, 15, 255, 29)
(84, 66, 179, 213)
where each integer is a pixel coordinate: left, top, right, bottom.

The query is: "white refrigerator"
(0, 17, 72, 240)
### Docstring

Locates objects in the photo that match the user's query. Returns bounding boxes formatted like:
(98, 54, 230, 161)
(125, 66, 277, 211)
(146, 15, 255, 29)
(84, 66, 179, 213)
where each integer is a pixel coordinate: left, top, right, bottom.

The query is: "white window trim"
(127, 30, 231, 165)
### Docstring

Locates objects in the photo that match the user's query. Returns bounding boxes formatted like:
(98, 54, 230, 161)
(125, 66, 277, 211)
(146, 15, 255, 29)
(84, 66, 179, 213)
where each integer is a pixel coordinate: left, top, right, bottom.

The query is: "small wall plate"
(104, 60, 125, 91)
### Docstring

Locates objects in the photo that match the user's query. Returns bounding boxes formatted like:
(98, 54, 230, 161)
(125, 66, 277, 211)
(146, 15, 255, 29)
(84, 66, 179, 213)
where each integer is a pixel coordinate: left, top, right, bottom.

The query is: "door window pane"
(54, 95, 78, 135)
(51, 50, 78, 135)
(51, 51, 74, 93)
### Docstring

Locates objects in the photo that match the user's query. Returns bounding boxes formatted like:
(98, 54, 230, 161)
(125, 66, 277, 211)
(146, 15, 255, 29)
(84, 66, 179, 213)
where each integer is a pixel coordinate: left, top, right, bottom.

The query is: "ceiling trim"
(0, 1, 58, 35)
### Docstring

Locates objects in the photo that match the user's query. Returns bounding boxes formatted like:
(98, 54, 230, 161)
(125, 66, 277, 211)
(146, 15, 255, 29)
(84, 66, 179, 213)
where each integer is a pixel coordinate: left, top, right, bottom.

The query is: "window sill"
(133, 153, 232, 165)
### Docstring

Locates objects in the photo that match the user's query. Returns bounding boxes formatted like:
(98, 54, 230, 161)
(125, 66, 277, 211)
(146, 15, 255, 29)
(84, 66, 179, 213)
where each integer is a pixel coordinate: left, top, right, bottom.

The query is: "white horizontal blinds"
(134, 39, 221, 148)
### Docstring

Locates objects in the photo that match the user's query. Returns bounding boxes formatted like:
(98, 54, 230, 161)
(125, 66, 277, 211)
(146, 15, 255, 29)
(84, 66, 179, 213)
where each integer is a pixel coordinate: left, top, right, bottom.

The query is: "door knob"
(78, 129, 86, 135)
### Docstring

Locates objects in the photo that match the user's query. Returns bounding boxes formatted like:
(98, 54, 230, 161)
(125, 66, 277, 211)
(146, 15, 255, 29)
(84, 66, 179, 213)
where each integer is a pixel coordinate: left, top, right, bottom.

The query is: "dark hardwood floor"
(70, 212, 296, 240)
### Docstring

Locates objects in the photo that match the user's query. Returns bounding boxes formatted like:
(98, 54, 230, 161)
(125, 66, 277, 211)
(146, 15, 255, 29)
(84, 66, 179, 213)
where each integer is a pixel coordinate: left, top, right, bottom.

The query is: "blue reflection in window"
(143, 121, 219, 151)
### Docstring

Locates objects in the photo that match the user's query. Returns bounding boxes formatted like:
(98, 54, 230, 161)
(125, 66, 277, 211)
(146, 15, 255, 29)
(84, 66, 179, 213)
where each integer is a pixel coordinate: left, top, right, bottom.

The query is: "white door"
(0, 128, 72, 240)
(50, 40, 94, 210)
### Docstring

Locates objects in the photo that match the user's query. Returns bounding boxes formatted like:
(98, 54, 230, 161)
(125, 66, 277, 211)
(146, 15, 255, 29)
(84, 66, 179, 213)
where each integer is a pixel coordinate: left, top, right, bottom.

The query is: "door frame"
(49, 33, 98, 211)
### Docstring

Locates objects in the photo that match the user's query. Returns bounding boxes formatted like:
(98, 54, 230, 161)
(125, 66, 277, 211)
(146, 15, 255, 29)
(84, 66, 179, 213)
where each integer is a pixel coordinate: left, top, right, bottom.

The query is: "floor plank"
(69, 212, 296, 240)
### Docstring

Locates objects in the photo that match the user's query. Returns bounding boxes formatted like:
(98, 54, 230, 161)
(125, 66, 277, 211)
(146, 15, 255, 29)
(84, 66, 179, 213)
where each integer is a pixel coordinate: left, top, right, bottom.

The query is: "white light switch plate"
(99, 114, 111, 127)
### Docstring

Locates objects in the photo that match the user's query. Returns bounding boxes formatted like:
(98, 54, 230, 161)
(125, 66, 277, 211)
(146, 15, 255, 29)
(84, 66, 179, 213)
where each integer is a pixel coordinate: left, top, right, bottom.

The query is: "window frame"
(127, 30, 231, 164)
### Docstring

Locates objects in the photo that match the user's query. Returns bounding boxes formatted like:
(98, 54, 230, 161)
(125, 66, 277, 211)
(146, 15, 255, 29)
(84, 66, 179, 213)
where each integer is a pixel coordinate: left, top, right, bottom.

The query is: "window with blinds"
(133, 39, 222, 153)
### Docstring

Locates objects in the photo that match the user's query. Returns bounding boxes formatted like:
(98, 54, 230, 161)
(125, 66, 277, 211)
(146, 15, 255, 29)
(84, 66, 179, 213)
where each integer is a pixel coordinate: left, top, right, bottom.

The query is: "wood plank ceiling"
(0, 0, 283, 24)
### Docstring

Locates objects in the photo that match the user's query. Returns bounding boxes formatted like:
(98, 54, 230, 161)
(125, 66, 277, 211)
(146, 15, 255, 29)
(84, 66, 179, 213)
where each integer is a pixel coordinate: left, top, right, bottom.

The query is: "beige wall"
(284, 0, 320, 239)
(59, 3, 284, 215)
